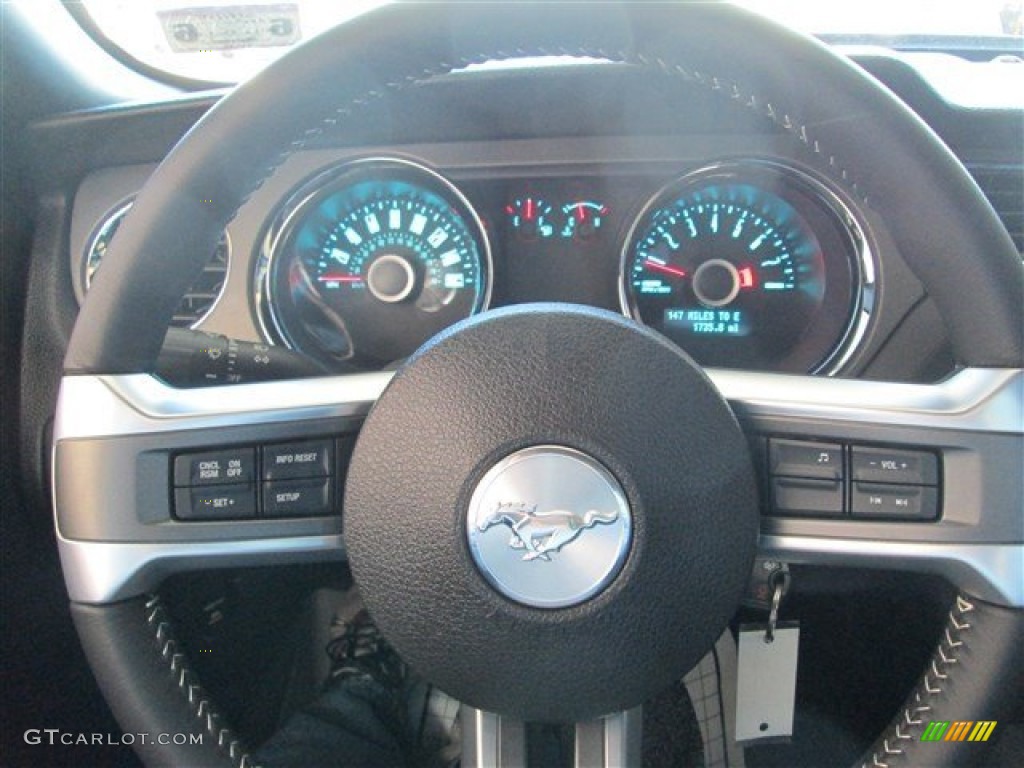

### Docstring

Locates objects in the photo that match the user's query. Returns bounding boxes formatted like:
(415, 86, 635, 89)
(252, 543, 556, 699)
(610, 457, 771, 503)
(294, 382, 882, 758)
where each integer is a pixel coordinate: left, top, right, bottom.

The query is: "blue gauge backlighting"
(265, 160, 490, 369)
(297, 178, 484, 314)
(621, 165, 861, 373)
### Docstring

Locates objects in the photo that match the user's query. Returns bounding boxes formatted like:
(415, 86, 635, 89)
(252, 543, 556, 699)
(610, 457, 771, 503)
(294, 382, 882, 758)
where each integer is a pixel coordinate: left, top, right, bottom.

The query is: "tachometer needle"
(645, 260, 687, 279)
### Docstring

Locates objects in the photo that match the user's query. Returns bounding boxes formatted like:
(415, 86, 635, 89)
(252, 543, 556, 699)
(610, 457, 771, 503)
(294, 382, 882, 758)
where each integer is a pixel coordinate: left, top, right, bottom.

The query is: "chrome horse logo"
(479, 502, 620, 561)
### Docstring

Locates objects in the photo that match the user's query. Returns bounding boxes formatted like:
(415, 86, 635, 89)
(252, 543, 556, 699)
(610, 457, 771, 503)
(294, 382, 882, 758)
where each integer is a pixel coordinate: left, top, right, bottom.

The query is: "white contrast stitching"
(883, 738, 904, 755)
(862, 592, 976, 767)
(230, 45, 866, 216)
(145, 595, 257, 768)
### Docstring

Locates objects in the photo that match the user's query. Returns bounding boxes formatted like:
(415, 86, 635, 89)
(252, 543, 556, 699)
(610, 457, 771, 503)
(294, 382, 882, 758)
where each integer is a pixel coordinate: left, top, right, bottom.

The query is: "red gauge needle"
(317, 274, 363, 283)
(526, 197, 535, 221)
(577, 203, 585, 222)
(645, 260, 687, 279)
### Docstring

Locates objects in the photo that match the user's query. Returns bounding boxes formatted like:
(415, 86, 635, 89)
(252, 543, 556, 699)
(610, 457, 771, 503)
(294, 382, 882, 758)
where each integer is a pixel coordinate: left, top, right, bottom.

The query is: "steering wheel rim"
(55, 3, 1022, 767)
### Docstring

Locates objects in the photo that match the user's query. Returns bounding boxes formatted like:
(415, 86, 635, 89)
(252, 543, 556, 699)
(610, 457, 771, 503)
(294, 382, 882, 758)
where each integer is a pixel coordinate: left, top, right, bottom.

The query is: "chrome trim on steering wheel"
(54, 367, 1021, 440)
(54, 371, 393, 438)
(759, 536, 1024, 607)
(58, 535, 344, 604)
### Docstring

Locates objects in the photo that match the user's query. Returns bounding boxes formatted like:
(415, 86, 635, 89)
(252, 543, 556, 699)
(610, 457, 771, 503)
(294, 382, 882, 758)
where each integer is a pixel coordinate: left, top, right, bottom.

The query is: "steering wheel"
(54, 3, 1023, 767)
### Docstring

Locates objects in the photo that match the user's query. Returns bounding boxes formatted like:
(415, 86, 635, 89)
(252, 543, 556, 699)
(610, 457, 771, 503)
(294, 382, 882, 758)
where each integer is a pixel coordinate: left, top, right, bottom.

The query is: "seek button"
(851, 483, 937, 520)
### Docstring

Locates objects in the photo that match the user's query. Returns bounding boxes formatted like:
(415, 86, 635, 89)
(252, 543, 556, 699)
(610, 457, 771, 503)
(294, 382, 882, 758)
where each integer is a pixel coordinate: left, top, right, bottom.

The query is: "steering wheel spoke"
(55, 365, 1022, 610)
(53, 371, 390, 603)
(721, 367, 1024, 607)
(460, 706, 641, 768)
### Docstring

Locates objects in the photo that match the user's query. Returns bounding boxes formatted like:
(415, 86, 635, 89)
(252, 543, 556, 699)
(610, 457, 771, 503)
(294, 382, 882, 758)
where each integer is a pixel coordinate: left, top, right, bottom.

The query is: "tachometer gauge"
(621, 163, 871, 373)
(260, 159, 492, 369)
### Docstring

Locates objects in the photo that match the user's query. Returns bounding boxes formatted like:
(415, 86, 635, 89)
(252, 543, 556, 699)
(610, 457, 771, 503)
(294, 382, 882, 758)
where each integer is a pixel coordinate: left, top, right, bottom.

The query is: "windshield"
(72, 0, 1024, 86)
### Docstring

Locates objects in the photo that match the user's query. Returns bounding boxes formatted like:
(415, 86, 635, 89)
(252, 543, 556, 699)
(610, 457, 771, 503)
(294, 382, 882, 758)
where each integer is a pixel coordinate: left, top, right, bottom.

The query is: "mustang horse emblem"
(479, 502, 619, 561)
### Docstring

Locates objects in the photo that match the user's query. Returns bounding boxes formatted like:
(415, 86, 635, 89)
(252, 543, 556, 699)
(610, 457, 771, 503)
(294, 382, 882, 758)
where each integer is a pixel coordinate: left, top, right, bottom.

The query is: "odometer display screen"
(665, 308, 751, 337)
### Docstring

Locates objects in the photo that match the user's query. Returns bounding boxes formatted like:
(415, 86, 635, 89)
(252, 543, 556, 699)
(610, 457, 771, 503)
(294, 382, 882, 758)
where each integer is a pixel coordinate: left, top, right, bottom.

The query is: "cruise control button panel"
(173, 437, 347, 521)
(763, 438, 939, 522)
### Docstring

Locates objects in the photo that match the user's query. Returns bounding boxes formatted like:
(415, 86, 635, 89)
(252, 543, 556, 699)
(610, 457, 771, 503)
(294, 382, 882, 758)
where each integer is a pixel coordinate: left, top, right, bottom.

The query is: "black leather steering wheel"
(55, 3, 1022, 767)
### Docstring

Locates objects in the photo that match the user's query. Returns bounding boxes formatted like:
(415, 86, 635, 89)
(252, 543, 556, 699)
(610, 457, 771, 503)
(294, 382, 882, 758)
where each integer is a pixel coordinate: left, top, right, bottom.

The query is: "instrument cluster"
(243, 155, 875, 375)
(74, 155, 872, 376)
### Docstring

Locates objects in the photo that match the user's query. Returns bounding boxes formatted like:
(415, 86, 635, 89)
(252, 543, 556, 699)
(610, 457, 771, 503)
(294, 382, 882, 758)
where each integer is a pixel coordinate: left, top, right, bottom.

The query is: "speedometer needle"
(645, 260, 687, 279)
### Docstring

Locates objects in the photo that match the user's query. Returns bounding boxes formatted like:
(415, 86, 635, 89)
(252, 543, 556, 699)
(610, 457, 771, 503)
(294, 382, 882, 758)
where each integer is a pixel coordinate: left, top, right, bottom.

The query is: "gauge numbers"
(310, 186, 482, 313)
(631, 193, 812, 337)
(623, 164, 865, 373)
(263, 159, 491, 369)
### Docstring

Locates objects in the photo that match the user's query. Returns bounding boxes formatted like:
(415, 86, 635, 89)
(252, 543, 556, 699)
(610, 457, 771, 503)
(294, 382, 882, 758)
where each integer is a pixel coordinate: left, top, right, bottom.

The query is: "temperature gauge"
(561, 201, 608, 241)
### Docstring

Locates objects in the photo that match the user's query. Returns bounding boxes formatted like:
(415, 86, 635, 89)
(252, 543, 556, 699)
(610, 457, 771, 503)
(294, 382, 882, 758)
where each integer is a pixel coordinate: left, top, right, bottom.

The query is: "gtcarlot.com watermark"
(24, 729, 203, 747)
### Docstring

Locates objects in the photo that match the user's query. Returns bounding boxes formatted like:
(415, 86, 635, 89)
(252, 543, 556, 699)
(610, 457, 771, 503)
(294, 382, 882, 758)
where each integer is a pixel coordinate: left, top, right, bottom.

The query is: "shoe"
(325, 605, 460, 766)
(325, 609, 407, 690)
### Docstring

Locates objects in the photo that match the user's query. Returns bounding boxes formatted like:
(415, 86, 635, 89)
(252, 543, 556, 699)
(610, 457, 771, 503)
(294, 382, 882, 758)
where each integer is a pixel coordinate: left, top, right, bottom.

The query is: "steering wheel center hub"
(466, 445, 633, 608)
(345, 304, 759, 721)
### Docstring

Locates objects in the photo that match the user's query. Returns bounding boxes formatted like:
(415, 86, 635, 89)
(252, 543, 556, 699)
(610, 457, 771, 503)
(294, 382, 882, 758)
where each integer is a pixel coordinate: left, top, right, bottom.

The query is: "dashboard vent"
(967, 163, 1024, 257)
(171, 243, 229, 327)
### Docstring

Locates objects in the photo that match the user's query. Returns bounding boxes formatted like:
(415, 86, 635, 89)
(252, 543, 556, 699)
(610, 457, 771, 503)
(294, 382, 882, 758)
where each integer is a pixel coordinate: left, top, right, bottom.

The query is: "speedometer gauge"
(621, 163, 872, 374)
(260, 159, 491, 370)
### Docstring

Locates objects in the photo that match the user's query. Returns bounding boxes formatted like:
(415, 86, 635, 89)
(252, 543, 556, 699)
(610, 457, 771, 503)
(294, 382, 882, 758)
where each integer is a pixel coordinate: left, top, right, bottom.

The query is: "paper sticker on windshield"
(159, 4, 300, 52)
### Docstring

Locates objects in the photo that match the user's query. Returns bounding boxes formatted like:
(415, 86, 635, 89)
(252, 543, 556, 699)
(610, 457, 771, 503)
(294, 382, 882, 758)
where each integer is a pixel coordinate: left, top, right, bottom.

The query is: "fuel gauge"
(506, 197, 555, 241)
